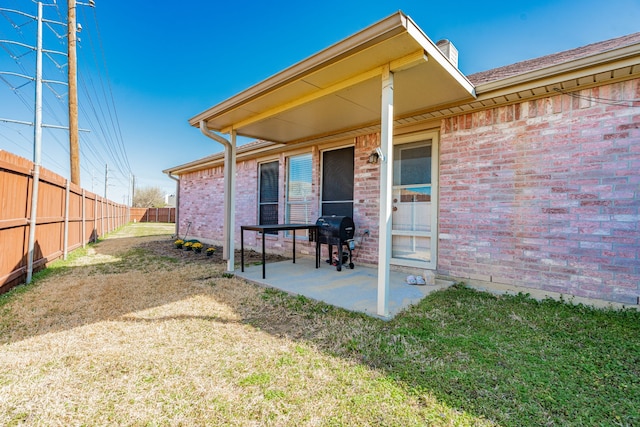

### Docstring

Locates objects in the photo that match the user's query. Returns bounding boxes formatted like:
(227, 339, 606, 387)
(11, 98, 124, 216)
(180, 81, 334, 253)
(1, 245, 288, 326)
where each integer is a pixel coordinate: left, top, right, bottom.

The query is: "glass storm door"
(391, 140, 433, 265)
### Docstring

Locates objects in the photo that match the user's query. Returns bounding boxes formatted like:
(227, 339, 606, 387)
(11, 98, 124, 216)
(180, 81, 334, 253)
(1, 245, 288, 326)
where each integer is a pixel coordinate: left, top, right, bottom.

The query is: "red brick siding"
(235, 159, 259, 246)
(179, 146, 379, 260)
(178, 78, 639, 305)
(353, 133, 382, 264)
(439, 79, 640, 304)
(178, 166, 225, 240)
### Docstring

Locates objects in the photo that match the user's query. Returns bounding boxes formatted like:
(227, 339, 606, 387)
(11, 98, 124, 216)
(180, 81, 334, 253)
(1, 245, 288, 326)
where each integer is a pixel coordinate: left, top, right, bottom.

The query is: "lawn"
(1, 223, 638, 426)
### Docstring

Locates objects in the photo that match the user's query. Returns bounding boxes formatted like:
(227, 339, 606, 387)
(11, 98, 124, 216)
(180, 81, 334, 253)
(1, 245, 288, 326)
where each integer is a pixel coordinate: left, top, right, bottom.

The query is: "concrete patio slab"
(236, 256, 452, 319)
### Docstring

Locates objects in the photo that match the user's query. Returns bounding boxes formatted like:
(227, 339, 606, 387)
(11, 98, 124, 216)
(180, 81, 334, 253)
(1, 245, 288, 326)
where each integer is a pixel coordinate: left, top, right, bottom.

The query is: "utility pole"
(26, 1, 44, 284)
(128, 173, 133, 206)
(1, 3, 68, 283)
(68, 0, 80, 185)
(104, 163, 108, 198)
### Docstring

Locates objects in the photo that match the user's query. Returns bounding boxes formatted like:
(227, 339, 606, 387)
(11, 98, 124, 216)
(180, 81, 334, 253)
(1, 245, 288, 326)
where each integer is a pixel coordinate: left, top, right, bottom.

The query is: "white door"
(391, 139, 434, 266)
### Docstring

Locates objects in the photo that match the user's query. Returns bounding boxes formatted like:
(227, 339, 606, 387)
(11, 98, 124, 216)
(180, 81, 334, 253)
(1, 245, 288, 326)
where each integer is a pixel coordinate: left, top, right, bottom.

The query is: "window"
(286, 153, 312, 231)
(258, 161, 279, 234)
(391, 139, 434, 265)
(321, 146, 354, 217)
(393, 143, 432, 203)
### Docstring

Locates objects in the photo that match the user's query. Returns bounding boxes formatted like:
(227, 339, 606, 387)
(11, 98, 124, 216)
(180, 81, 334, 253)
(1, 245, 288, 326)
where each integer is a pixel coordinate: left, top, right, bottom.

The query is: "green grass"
(240, 285, 640, 426)
(303, 284, 640, 426)
(105, 222, 175, 238)
(249, 282, 640, 425)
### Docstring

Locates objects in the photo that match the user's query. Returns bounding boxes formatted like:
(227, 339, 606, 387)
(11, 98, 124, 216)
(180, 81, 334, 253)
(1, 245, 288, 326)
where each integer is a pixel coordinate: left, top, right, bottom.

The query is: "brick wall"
(178, 140, 384, 264)
(177, 79, 638, 305)
(353, 133, 382, 264)
(178, 161, 263, 248)
(439, 79, 640, 304)
(179, 166, 225, 241)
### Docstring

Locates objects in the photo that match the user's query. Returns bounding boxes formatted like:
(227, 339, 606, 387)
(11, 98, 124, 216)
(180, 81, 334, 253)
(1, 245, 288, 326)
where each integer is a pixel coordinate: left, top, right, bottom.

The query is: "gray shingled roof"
(467, 32, 640, 86)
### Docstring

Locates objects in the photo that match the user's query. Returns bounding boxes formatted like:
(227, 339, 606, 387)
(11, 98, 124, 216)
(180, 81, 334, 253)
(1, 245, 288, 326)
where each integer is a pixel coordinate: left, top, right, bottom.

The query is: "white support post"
(227, 129, 237, 272)
(377, 66, 394, 317)
(222, 143, 230, 261)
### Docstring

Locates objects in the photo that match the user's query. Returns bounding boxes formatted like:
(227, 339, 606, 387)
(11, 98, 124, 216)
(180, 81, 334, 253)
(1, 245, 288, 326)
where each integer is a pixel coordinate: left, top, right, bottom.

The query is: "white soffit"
(190, 12, 476, 144)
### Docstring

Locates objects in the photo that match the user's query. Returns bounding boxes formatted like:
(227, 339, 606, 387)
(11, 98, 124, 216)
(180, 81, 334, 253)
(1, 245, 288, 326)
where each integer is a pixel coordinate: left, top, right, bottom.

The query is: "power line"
(0, 0, 132, 201)
(553, 87, 640, 107)
(87, 6, 129, 173)
(77, 5, 130, 177)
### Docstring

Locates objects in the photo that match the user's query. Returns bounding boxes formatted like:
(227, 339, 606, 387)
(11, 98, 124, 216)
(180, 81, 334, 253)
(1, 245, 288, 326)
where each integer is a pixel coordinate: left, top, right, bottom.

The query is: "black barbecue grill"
(315, 215, 355, 271)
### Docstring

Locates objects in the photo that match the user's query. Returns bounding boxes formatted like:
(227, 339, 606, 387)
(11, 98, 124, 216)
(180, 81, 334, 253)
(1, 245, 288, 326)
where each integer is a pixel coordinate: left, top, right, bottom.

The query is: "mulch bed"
(138, 238, 289, 265)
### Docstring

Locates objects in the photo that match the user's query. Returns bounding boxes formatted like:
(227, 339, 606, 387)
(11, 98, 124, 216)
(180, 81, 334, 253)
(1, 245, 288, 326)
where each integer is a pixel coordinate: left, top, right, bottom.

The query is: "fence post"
(94, 193, 98, 242)
(82, 189, 86, 248)
(100, 197, 104, 237)
(63, 179, 70, 260)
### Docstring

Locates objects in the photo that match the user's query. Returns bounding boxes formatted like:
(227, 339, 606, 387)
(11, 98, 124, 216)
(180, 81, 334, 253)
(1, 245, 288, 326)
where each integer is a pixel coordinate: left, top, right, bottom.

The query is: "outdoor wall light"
(368, 147, 386, 164)
(368, 147, 387, 164)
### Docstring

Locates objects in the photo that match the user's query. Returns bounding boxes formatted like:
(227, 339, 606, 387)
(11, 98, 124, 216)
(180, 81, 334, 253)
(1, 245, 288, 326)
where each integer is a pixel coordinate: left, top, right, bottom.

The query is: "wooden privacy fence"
(130, 207, 176, 223)
(0, 151, 129, 294)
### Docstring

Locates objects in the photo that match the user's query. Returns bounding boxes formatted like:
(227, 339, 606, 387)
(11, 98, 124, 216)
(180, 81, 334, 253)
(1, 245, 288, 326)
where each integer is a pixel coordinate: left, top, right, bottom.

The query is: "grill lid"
(316, 215, 355, 242)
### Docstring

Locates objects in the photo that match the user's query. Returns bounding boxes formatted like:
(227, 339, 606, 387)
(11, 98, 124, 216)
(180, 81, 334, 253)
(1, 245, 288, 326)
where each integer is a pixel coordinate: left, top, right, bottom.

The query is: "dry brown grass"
(0, 224, 491, 426)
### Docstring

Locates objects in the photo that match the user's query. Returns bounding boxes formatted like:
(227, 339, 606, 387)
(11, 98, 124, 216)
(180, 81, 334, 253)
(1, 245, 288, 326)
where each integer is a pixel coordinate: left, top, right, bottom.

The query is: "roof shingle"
(467, 32, 640, 86)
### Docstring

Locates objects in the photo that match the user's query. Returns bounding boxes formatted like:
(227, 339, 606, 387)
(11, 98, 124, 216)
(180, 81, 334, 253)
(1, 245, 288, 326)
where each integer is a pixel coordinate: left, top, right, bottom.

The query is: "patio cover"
(189, 11, 476, 317)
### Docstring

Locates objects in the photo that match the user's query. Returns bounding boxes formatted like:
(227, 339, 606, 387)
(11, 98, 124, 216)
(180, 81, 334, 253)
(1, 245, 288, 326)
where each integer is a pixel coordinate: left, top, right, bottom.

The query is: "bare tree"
(133, 186, 166, 208)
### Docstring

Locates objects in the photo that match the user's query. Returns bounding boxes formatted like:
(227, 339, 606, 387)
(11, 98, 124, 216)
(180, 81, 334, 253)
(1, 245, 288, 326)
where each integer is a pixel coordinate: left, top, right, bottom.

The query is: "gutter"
(199, 121, 236, 273)
(163, 139, 284, 176)
(199, 120, 232, 147)
(165, 172, 180, 238)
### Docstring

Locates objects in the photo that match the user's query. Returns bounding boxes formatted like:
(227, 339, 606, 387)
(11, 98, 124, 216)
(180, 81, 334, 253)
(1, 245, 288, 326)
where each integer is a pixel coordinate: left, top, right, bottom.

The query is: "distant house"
(164, 194, 176, 208)
(165, 12, 639, 315)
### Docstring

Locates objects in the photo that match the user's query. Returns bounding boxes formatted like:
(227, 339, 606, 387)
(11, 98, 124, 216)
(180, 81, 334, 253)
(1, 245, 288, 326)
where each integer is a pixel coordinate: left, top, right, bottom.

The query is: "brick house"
(165, 12, 639, 315)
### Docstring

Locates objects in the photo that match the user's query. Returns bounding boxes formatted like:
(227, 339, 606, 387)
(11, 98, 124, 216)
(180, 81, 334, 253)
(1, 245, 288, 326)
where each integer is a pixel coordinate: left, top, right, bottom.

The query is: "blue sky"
(1, 0, 639, 204)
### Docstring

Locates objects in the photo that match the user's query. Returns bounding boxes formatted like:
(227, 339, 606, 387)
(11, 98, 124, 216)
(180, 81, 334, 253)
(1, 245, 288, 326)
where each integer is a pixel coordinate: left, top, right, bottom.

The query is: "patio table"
(240, 224, 320, 279)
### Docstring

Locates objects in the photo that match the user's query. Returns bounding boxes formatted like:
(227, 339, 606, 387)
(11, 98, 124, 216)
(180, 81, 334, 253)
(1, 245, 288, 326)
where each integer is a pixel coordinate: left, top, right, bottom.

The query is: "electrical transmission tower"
(0, 2, 67, 283)
(0, 0, 94, 283)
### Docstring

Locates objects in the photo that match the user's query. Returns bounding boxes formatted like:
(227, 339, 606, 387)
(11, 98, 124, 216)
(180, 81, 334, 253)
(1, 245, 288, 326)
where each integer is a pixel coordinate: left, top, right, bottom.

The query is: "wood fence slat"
(0, 151, 164, 294)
